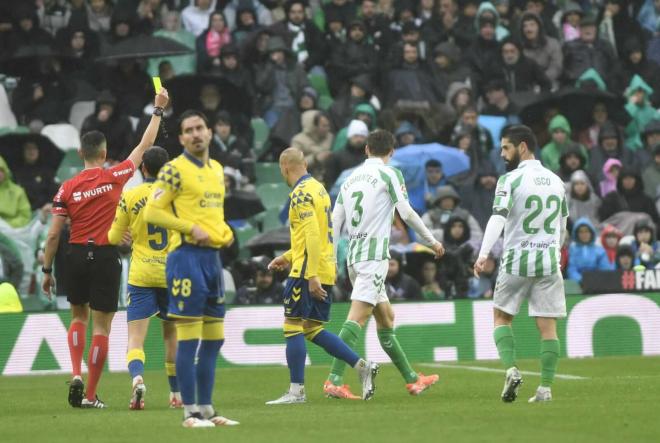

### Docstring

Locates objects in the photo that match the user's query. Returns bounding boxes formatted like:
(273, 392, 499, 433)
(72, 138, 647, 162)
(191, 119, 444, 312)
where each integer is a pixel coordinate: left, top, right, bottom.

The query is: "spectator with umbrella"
(540, 114, 589, 173)
(147, 11, 196, 77)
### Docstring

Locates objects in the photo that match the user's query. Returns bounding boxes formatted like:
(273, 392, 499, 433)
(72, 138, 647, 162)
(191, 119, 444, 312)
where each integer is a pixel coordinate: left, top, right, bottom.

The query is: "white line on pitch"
(423, 363, 589, 380)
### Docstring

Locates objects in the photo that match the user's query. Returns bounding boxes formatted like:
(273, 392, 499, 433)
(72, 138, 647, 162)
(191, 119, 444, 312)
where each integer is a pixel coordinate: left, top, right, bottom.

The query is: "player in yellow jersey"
(107, 146, 182, 410)
(266, 148, 379, 405)
(144, 110, 238, 428)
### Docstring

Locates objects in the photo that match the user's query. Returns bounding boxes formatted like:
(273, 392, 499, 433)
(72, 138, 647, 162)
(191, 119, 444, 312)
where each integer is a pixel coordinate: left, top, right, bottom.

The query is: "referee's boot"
(67, 376, 84, 408)
(81, 396, 107, 409)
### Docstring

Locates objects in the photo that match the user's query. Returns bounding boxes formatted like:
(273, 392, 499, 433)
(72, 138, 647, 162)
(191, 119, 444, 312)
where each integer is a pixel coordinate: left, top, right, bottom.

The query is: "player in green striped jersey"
(474, 125, 569, 404)
(324, 129, 445, 399)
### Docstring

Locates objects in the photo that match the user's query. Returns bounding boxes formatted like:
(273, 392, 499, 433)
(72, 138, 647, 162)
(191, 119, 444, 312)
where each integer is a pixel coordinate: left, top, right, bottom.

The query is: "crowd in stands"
(1, 0, 660, 309)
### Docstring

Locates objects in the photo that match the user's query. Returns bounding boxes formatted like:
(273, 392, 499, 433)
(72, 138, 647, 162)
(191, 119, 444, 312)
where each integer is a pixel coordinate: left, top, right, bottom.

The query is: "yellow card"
(152, 76, 162, 93)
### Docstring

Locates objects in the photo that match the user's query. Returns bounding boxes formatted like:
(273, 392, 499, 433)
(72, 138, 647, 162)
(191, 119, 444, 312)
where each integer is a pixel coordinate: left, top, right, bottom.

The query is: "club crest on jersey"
(73, 192, 82, 202)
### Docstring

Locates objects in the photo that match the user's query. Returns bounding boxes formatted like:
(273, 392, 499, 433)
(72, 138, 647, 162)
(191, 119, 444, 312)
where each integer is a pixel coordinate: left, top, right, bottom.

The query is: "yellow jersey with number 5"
(108, 179, 168, 288)
(286, 174, 335, 285)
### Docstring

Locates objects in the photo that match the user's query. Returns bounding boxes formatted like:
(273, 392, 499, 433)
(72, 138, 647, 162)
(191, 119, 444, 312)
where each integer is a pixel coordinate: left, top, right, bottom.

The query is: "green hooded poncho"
(0, 156, 32, 228)
(540, 114, 589, 172)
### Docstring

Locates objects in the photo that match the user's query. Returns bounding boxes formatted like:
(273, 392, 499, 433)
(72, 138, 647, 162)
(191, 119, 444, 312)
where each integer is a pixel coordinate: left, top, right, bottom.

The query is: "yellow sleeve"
(282, 249, 293, 262)
(144, 163, 195, 234)
(107, 194, 129, 245)
(296, 195, 321, 278)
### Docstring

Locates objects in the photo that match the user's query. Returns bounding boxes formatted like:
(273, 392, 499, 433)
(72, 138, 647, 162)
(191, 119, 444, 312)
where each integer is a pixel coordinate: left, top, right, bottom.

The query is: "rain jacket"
(291, 110, 334, 165)
(599, 158, 622, 197)
(568, 170, 601, 228)
(600, 224, 623, 265)
(541, 114, 589, 173)
(624, 75, 658, 151)
(0, 157, 32, 229)
(331, 103, 377, 152)
(519, 12, 563, 84)
(599, 168, 660, 223)
(567, 217, 613, 282)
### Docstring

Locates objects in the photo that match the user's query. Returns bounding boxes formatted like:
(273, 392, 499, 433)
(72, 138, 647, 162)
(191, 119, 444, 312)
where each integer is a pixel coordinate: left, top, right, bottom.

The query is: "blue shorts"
(126, 285, 169, 321)
(166, 245, 225, 319)
(283, 277, 332, 322)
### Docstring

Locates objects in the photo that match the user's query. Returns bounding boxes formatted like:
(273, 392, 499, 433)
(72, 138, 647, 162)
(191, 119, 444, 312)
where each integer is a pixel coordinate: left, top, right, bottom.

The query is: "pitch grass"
(1, 356, 658, 443)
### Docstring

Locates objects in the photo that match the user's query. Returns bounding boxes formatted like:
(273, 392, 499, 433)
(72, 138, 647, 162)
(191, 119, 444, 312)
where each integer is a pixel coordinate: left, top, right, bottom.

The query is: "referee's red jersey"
(52, 159, 136, 245)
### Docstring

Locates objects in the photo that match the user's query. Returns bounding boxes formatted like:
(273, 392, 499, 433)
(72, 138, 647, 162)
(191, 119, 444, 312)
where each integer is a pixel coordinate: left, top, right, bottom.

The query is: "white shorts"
(348, 260, 389, 306)
(493, 272, 566, 318)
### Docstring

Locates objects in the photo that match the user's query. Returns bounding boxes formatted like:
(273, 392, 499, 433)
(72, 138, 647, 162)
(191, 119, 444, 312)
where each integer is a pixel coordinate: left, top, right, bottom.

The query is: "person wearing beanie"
(324, 119, 368, 187)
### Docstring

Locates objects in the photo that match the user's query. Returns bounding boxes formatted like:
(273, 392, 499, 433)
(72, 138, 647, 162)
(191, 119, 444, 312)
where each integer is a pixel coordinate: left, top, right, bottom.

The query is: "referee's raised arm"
(126, 88, 170, 168)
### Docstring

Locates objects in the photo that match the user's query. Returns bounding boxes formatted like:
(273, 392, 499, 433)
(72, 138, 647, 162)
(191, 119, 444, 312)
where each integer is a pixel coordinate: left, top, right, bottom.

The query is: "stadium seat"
(256, 183, 289, 210)
(252, 207, 283, 232)
(255, 162, 282, 184)
(56, 150, 84, 182)
(319, 95, 333, 111)
(68, 100, 95, 132)
(251, 118, 270, 158)
(41, 124, 80, 151)
(235, 224, 259, 248)
(308, 73, 331, 98)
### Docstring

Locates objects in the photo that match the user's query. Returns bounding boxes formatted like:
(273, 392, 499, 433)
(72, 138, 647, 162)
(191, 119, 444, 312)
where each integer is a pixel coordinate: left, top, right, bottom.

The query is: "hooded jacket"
(600, 224, 623, 264)
(562, 29, 621, 92)
(81, 90, 134, 161)
(588, 120, 639, 183)
(494, 38, 552, 93)
(567, 217, 613, 282)
(0, 157, 32, 229)
(331, 103, 377, 152)
(465, 7, 503, 95)
(568, 170, 601, 227)
(642, 144, 660, 199)
(291, 110, 334, 165)
(599, 168, 660, 223)
(599, 157, 622, 197)
(386, 251, 421, 301)
(541, 115, 589, 173)
(429, 42, 472, 100)
(624, 75, 658, 151)
(519, 12, 563, 83)
(631, 219, 660, 268)
(421, 186, 484, 246)
(475, 2, 509, 42)
(558, 145, 588, 182)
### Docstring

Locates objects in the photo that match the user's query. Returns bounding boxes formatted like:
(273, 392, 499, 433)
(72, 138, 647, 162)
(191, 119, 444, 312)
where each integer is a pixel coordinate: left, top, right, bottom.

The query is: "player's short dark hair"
(425, 159, 442, 169)
(502, 125, 538, 152)
(366, 129, 395, 156)
(80, 130, 106, 160)
(142, 146, 169, 177)
(178, 109, 209, 135)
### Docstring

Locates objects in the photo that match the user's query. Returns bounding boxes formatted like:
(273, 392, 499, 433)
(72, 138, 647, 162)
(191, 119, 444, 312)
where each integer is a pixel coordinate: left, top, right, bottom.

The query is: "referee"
(41, 88, 169, 409)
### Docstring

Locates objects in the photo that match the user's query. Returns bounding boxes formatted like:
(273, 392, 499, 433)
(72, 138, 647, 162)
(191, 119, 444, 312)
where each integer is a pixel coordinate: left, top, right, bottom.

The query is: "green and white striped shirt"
(493, 160, 568, 277)
(336, 158, 408, 266)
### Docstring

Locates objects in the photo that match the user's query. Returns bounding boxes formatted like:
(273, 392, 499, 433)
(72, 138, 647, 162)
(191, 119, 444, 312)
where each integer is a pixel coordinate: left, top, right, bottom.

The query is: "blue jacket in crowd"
(567, 218, 614, 282)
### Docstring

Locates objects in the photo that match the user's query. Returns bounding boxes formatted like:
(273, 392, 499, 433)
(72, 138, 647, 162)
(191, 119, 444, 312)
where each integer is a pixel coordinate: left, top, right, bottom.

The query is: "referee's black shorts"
(64, 244, 122, 313)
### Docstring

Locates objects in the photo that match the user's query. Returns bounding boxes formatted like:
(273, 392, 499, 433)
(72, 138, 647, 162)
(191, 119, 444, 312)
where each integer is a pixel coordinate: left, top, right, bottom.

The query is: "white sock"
(289, 383, 305, 395)
(132, 375, 143, 386)
(183, 404, 199, 418)
(73, 375, 82, 381)
(199, 404, 215, 419)
(353, 358, 368, 370)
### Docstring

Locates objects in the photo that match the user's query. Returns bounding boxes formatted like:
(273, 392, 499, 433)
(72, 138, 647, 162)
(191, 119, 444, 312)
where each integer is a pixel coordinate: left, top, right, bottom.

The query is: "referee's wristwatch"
(153, 106, 164, 117)
(42, 266, 53, 274)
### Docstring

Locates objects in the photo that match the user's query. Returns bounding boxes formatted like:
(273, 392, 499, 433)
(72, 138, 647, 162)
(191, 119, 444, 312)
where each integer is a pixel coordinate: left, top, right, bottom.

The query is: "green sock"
(493, 325, 516, 369)
(540, 339, 560, 387)
(377, 328, 417, 384)
(328, 320, 361, 386)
